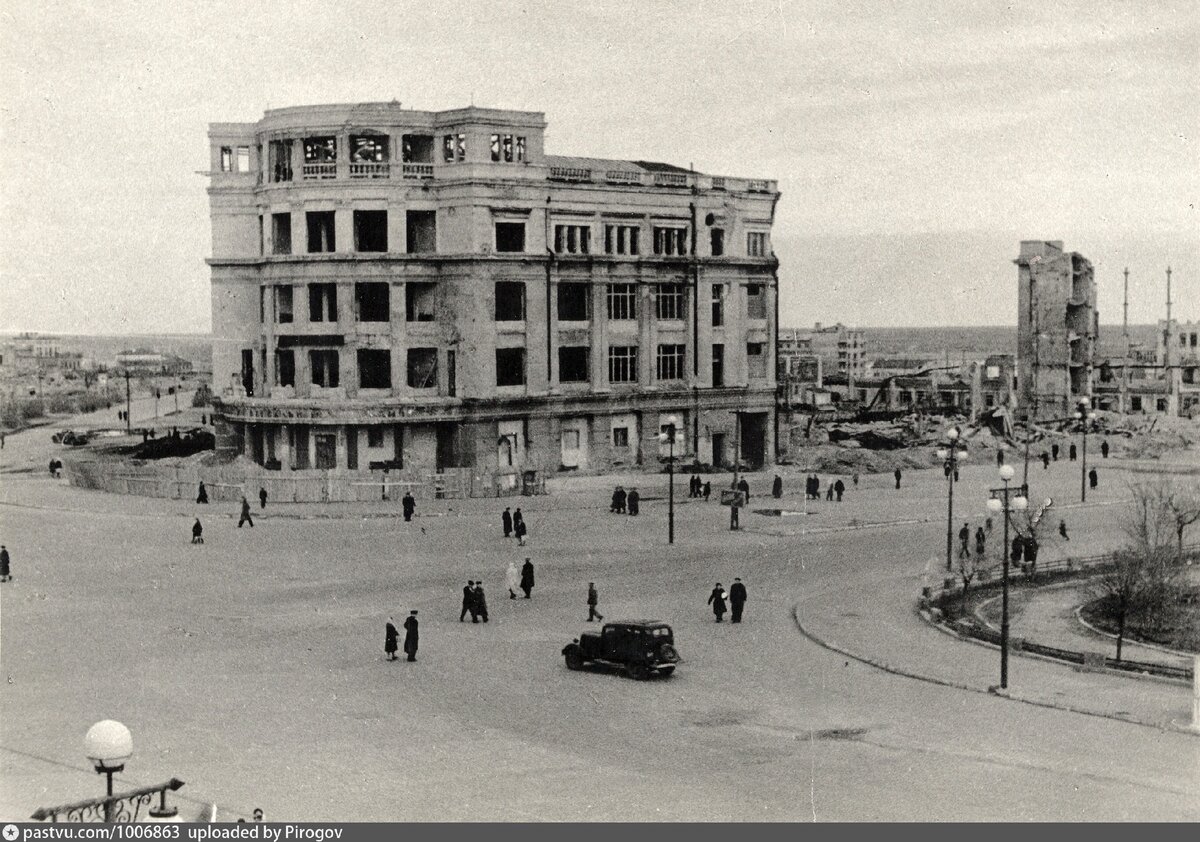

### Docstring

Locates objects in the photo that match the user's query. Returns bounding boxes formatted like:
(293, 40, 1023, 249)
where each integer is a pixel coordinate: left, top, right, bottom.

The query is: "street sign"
(721, 489, 746, 507)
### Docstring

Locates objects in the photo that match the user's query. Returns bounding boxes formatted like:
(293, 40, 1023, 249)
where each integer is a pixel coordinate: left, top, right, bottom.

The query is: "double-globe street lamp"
(1073, 399, 1097, 503)
(935, 426, 969, 572)
(657, 418, 684, 545)
(986, 465, 1028, 690)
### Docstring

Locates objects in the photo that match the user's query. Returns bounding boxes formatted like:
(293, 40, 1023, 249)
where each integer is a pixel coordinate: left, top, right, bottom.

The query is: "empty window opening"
(268, 139, 293, 183)
(656, 344, 685, 381)
(747, 231, 769, 257)
(489, 133, 525, 163)
(406, 282, 437, 322)
(608, 346, 638, 384)
(495, 222, 526, 253)
(442, 133, 466, 163)
(308, 283, 337, 323)
(710, 228, 725, 256)
(309, 349, 340, 387)
(712, 284, 725, 326)
(558, 346, 589, 383)
(607, 284, 637, 320)
(516, 136, 526, 161)
(655, 284, 685, 320)
(274, 285, 294, 323)
(557, 283, 590, 321)
(496, 348, 526, 387)
(747, 342, 767, 378)
(274, 349, 295, 387)
(612, 426, 630, 448)
(367, 426, 385, 448)
(712, 343, 725, 386)
(653, 226, 688, 256)
(353, 210, 388, 252)
(236, 146, 250, 172)
(747, 284, 767, 320)
(271, 213, 292, 255)
(554, 224, 591, 254)
(304, 136, 337, 162)
(355, 282, 390, 322)
(241, 349, 255, 396)
(604, 224, 640, 256)
(407, 348, 438, 389)
(495, 281, 525, 321)
(402, 135, 434, 163)
(306, 211, 336, 253)
(358, 349, 392, 389)
(220, 147, 233, 172)
(406, 210, 436, 253)
(350, 135, 389, 162)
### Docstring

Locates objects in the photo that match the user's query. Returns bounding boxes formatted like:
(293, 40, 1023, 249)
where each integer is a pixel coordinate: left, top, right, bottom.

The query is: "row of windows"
(260, 281, 768, 325)
(262, 343, 766, 391)
(253, 132, 521, 181)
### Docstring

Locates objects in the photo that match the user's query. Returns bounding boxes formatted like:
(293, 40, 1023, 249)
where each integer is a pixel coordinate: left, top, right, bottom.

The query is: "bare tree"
(1163, 482, 1200, 562)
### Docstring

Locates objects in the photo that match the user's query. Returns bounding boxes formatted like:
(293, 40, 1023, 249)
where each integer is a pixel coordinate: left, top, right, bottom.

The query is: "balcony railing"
(653, 172, 689, 188)
(747, 179, 770, 192)
(711, 177, 726, 190)
(350, 162, 390, 179)
(402, 163, 434, 179)
(549, 166, 592, 182)
(605, 170, 643, 185)
(301, 162, 337, 180)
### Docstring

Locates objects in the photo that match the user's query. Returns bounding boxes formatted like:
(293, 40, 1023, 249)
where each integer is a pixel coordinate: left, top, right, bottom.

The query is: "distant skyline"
(1, 1, 1196, 333)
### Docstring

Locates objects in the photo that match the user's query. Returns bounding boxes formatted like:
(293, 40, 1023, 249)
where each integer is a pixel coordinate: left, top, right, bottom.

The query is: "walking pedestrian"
(611, 487, 625, 513)
(958, 522, 971, 558)
(0, 545, 11, 582)
(403, 610, 419, 661)
(514, 509, 528, 545)
(259, 487, 268, 509)
(974, 526, 986, 556)
(707, 583, 727, 622)
(703, 481, 711, 501)
(384, 617, 399, 661)
(852, 471, 860, 487)
(460, 581, 475, 622)
(1024, 536, 1040, 569)
(505, 561, 520, 599)
(894, 468, 902, 490)
(520, 557, 535, 599)
(191, 518, 204, 544)
(1089, 468, 1098, 490)
(1069, 443, 1077, 462)
(627, 489, 640, 516)
(772, 475, 783, 499)
(833, 478, 845, 502)
(402, 491, 416, 522)
(996, 450, 1004, 467)
(1011, 536, 1024, 563)
(825, 483, 834, 501)
(729, 578, 747, 623)
(473, 583, 489, 623)
(587, 582, 603, 622)
(1041, 452, 1050, 470)
(737, 478, 750, 500)
(1058, 519, 1070, 541)
(238, 496, 254, 528)
(1101, 439, 1110, 459)
(196, 481, 209, 504)
(502, 507, 513, 538)
(1052, 443, 1059, 461)
(1, 431, 5, 449)
(812, 475, 821, 500)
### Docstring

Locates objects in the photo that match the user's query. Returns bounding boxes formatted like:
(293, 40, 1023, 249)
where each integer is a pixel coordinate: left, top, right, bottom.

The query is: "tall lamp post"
(986, 465, 1027, 689)
(84, 720, 133, 823)
(935, 426, 969, 572)
(658, 419, 683, 545)
(1073, 399, 1097, 503)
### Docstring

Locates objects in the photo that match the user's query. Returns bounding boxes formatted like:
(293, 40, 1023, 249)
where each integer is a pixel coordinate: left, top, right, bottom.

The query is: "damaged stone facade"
(206, 102, 780, 495)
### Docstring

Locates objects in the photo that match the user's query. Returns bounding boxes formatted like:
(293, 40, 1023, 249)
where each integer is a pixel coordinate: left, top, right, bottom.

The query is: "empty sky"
(1, 0, 1196, 334)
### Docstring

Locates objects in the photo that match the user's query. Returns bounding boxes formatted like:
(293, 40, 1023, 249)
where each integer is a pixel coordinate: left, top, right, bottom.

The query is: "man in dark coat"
(627, 489, 639, 516)
(238, 496, 254, 528)
(958, 522, 971, 558)
(975, 526, 986, 556)
(1011, 536, 1024, 563)
(1051, 443, 1059, 461)
(0, 545, 11, 581)
(1089, 468, 1098, 490)
(402, 491, 416, 522)
(259, 487, 268, 509)
(1101, 439, 1110, 459)
(833, 478, 845, 501)
(894, 468, 902, 490)
(728, 578, 747, 623)
(772, 475, 783, 499)
(615, 487, 627, 513)
(384, 617, 399, 661)
(1024, 536, 1039, 569)
(460, 581, 475, 622)
(587, 582, 603, 622)
(1069, 443, 1077, 462)
(191, 519, 204, 544)
(514, 509, 528, 545)
(703, 481, 711, 501)
(197, 481, 209, 504)
(707, 583, 727, 622)
(473, 583, 489, 622)
(996, 450, 1005, 467)
(1059, 520, 1070, 541)
(826, 484, 834, 501)
(520, 558, 535, 598)
(737, 478, 750, 500)
(403, 611, 419, 661)
(1041, 452, 1050, 470)
(502, 507, 513, 537)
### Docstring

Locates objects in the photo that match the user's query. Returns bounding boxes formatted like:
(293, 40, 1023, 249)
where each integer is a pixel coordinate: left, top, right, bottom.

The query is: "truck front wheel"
(565, 648, 584, 671)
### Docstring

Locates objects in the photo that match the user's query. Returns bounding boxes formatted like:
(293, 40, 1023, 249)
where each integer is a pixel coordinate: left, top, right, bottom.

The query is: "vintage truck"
(562, 620, 680, 679)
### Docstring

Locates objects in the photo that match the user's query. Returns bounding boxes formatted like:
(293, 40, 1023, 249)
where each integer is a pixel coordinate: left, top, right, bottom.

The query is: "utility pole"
(1122, 267, 1130, 412)
(124, 371, 131, 434)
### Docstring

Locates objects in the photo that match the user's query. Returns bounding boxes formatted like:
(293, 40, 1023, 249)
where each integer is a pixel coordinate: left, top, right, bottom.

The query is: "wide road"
(0, 430, 1196, 821)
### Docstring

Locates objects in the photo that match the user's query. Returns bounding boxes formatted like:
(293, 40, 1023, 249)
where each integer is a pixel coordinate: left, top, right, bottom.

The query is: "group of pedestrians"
(384, 611, 419, 662)
(957, 522, 989, 558)
(707, 579, 749, 623)
(608, 487, 640, 515)
(802, 475, 847, 501)
(504, 558, 536, 599)
(687, 475, 711, 500)
(501, 507, 529, 543)
(459, 581, 490, 623)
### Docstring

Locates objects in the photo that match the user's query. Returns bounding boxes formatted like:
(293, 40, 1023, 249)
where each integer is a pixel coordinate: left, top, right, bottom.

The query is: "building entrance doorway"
(711, 432, 726, 469)
(739, 412, 768, 470)
(314, 433, 337, 469)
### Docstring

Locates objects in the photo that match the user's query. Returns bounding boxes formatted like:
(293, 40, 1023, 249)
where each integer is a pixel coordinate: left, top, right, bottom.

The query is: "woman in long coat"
(505, 561, 521, 599)
(520, 558, 535, 598)
(384, 617, 399, 661)
(707, 583, 727, 622)
(514, 511, 528, 546)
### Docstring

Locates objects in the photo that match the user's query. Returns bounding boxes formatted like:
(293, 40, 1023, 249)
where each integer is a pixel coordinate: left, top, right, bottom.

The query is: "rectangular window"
(558, 346, 589, 383)
(309, 349, 339, 387)
(220, 146, 233, 172)
(405, 282, 437, 322)
(656, 344, 685, 381)
(442, 133, 466, 162)
(447, 349, 456, 396)
(274, 349, 295, 387)
(490, 134, 518, 162)
(557, 282, 590, 321)
(495, 222, 526, 253)
(355, 282, 390, 322)
(747, 231, 768, 257)
(712, 343, 724, 387)
(350, 135, 389, 162)
(516, 136, 526, 162)
(308, 283, 337, 323)
(608, 346, 638, 384)
(236, 146, 250, 172)
(554, 224, 591, 254)
(358, 349, 392, 389)
(271, 213, 292, 255)
(653, 226, 688, 256)
(260, 287, 265, 324)
(496, 347, 526, 386)
(401, 134, 434, 163)
(606, 283, 637, 320)
(655, 284, 685, 320)
(495, 281, 525, 321)
(274, 285, 294, 324)
(748, 342, 766, 378)
(612, 426, 630, 448)
(747, 284, 767, 320)
(711, 284, 725, 326)
(306, 211, 336, 253)
(406, 210, 436, 253)
(268, 139, 293, 183)
(353, 210, 388, 252)
(711, 228, 725, 256)
(303, 136, 337, 163)
(604, 224, 640, 256)
(241, 348, 255, 396)
(259, 214, 265, 255)
(367, 427, 385, 448)
(406, 348, 438, 389)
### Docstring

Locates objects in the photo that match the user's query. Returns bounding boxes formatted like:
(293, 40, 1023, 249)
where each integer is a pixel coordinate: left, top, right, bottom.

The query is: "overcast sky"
(1, 0, 1196, 334)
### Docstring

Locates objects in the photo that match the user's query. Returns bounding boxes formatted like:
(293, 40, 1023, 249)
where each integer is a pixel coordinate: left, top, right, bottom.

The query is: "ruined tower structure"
(1014, 240, 1098, 423)
(206, 102, 780, 496)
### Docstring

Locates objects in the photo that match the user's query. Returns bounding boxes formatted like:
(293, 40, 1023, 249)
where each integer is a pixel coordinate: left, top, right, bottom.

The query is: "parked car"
(51, 430, 70, 443)
(62, 431, 90, 446)
(562, 620, 680, 680)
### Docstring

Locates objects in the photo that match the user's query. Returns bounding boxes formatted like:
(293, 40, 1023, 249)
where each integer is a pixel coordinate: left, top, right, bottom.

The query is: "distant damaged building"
(1014, 241, 1097, 422)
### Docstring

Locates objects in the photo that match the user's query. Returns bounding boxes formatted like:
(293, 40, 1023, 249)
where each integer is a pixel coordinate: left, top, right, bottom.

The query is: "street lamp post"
(84, 720, 133, 823)
(987, 465, 1027, 689)
(1073, 399, 1097, 503)
(657, 419, 683, 545)
(936, 426, 969, 572)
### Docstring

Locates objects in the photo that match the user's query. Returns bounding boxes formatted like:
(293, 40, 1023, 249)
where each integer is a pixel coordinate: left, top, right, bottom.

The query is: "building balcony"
(549, 166, 593, 183)
(301, 162, 337, 180)
(604, 169, 642, 185)
(349, 162, 390, 179)
(401, 163, 434, 179)
(653, 172, 689, 188)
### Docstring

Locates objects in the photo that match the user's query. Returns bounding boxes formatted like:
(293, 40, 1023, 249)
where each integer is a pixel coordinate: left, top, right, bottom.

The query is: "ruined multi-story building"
(1014, 240, 1097, 422)
(206, 102, 780, 495)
